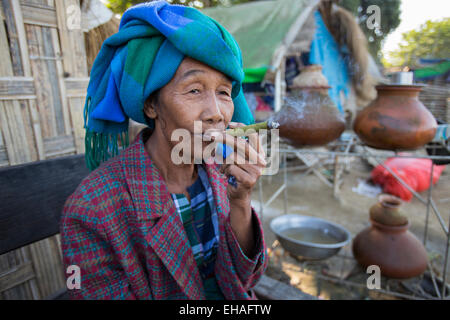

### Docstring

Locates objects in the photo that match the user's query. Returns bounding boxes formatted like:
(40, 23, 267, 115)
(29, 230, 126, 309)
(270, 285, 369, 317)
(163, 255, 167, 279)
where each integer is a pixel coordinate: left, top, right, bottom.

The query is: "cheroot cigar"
(225, 120, 279, 137)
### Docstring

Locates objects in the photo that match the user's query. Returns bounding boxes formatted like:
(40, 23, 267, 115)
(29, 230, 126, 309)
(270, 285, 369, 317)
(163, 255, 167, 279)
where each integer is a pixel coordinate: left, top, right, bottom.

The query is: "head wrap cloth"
(84, 1, 254, 170)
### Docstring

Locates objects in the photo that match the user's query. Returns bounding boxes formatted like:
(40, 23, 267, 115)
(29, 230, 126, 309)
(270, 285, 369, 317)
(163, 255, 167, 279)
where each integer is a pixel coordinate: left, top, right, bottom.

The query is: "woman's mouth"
(193, 130, 222, 140)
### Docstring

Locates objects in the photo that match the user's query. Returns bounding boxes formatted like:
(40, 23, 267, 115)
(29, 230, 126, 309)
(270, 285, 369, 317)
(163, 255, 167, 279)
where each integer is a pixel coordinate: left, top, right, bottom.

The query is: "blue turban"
(84, 1, 254, 170)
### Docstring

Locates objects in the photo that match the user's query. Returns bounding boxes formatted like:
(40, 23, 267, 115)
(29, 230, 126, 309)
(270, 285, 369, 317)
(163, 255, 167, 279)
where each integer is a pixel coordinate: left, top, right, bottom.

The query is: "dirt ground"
(251, 155, 450, 300)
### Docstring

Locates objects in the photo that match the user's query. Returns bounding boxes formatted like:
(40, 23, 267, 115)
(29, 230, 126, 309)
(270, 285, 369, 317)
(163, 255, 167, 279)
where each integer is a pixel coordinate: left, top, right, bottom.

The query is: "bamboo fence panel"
(0, 0, 89, 299)
(0, 3, 10, 167)
(419, 84, 450, 124)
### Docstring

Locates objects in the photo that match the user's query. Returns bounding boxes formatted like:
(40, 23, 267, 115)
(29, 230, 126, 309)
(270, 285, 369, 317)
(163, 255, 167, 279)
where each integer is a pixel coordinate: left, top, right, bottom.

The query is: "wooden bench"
(0, 154, 89, 300)
(253, 275, 317, 300)
(0, 155, 315, 300)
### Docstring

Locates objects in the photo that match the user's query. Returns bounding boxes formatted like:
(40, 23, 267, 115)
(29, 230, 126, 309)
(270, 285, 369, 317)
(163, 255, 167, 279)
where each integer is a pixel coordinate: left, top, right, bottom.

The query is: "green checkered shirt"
(170, 164, 225, 300)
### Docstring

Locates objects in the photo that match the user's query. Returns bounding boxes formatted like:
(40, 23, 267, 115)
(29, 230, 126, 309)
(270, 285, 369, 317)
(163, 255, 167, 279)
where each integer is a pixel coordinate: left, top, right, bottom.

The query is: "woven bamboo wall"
(419, 84, 450, 124)
(0, 0, 89, 299)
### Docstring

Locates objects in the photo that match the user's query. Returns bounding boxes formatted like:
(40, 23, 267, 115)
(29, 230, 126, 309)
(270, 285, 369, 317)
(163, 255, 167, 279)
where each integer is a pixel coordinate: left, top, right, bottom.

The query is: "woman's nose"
(202, 92, 224, 125)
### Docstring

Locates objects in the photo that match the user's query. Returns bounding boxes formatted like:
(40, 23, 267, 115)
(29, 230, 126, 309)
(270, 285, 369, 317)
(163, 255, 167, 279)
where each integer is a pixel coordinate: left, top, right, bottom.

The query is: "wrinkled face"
(144, 57, 235, 158)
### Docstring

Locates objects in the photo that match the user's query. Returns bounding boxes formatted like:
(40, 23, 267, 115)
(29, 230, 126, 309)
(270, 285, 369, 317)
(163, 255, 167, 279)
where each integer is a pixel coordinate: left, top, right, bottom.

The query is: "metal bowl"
(270, 214, 352, 260)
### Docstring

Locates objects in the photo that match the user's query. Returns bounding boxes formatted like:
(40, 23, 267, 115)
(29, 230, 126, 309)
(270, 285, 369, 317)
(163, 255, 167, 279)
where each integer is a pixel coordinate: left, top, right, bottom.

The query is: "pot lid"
(291, 64, 330, 89)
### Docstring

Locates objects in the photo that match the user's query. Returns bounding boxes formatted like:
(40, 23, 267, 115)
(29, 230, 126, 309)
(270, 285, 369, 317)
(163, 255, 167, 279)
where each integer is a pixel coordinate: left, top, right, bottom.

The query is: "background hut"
(202, 0, 384, 126)
(413, 59, 450, 124)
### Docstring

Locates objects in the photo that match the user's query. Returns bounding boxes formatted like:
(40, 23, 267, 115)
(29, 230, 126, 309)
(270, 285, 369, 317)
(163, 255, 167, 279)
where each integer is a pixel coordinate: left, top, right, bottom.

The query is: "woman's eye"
(220, 91, 230, 96)
(189, 89, 200, 94)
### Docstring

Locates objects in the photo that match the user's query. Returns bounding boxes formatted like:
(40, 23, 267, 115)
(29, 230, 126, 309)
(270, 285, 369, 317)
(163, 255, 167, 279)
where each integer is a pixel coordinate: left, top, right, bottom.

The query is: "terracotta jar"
(353, 85, 437, 150)
(353, 210, 428, 279)
(271, 65, 345, 147)
(369, 194, 408, 226)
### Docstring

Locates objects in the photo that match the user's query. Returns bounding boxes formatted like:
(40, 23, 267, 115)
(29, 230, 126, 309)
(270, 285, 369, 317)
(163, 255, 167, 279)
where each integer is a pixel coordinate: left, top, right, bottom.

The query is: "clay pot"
(369, 194, 408, 226)
(353, 85, 437, 150)
(352, 218, 428, 279)
(271, 65, 345, 147)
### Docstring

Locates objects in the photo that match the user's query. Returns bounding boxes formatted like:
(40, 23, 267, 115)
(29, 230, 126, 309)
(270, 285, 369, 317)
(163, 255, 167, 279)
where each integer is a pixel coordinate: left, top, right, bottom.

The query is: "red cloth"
(255, 96, 272, 111)
(60, 129, 267, 299)
(371, 157, 446, 201)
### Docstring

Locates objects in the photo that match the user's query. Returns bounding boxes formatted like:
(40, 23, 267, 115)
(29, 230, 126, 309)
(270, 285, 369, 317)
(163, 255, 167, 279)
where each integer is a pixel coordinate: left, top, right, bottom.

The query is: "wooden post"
(274, 68, 282, 112)
(55, 0, 88, 154)
(55, 0, 87, 77)
(10, 0, 31, 77)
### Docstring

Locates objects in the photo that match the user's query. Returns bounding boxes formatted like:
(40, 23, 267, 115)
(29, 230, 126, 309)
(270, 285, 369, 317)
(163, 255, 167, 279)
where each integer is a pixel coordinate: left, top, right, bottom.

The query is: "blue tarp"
(309, 11, 350, 113)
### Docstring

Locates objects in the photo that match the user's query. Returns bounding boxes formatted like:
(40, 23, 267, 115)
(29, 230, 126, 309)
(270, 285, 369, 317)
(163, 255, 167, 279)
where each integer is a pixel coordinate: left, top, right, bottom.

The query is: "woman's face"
(144, 57, 235, 157)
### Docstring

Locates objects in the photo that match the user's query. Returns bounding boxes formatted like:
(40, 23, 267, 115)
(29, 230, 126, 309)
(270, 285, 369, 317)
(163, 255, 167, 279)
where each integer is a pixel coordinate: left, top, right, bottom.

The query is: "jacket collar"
(123, 129, 229, 299)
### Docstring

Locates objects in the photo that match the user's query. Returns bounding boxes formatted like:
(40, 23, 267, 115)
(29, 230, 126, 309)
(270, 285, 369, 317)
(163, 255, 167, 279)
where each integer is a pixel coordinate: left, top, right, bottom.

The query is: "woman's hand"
(208, 122, 266, 257)
(214, 122, 267, 204)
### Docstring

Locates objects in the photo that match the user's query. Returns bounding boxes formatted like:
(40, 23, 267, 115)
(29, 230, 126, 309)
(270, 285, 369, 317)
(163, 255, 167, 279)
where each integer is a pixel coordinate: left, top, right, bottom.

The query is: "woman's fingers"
(229, 122, 266, 163)
(222, 162, 258, 189)
(212, 133, 266, 166)
(215, 122, 265, 196)
(247, 131, 265, 160)
(222, 153, 264, 175)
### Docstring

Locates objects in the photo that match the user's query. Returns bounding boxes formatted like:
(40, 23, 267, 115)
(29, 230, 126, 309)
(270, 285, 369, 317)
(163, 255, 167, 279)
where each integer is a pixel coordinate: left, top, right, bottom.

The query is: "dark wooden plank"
(0, 154, 89, 255)
(44, 288, 70, 300)
(253, 275, 317, 300)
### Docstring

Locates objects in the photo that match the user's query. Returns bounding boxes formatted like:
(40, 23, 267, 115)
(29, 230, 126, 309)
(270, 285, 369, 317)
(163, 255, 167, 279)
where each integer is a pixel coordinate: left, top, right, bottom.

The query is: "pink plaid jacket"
(60, 129, 268, 300)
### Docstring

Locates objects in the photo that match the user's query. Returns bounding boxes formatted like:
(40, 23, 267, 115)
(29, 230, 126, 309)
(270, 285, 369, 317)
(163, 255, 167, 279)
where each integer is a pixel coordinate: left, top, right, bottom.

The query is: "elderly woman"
(60, 1, 268, 300)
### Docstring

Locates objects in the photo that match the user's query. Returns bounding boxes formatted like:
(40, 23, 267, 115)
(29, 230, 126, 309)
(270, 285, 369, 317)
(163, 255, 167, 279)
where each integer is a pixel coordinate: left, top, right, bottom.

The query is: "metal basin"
(270, 214, 352, 260)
